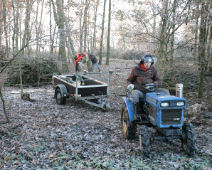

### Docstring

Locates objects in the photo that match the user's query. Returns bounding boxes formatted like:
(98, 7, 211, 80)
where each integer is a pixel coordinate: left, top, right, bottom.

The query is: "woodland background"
(0, 0, 212, 169)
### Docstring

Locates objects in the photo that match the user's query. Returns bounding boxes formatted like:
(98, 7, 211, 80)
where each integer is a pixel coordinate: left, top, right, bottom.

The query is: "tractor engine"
(145, 92, 187, 128)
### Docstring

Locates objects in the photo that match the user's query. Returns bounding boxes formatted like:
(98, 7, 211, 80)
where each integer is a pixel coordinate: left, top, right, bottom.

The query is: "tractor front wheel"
(139, 125, 151, 158)
(181, 123, 196, 156)
(56, 88, 66, 105)
(121, 104, 137, 140)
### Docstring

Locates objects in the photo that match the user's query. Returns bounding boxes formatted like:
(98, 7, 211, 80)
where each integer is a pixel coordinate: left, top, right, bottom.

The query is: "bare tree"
(157, 0, 169, 76)
(22, 0, 32, 57)
(194, 3, 200, 62)
(0, 2, 2, 46)
(12, 0, 20, 55)
(170, 0, 177, 67)
(92, 0, 100, 52)
(35, 0, 45, 56)
(198, 1, 210, 98)
(0, 87, 10, 122)
(0, 44, 27, 122)
(205, 2, 212, 71)
(106, 0, 111, 65)
(51, 0, 68, 73)
(79, 0, 84, 52)
(49, 1, 56, 54)
(2, 0, 9, 58)
(82, 0, 90, 63)
(99, 0, 107, 64)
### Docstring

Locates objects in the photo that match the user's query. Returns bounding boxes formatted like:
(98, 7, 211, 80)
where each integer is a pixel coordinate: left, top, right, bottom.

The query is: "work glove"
(146, 83, 154, 86)
(127, 84, 134, 92)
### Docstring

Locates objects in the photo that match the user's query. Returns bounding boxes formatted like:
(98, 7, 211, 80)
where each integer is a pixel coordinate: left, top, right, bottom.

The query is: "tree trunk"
(151, 0, 157, 55)
(157, 0, 168, 78)
(51, 0, 68, 73)
(49, 2, 57, 55)
(12, 0, 16, 56)
(83, 0, 90, 62)
(57, 0, 67, 72)
(92, 0, 99, 52)
(36, 0, 44, 56)
(0, 87, 10, 123)
(64, 15, 76, 65)
(19, 51, 24, 98)
(11, 0, 20, 55)
(79, 0, 83, 52)
(211, 91, 212, 110)
(22, 0, 31, 57)
(106, 0, 111, 65)
(0, 2, 2, 46)
(2, 0, 9, 58)
(198, 2, 208, 98)
(170, 0, 177, 65)
(20, 0, 32, 97)
(206, 16, 212, 71)
(99, 0, 107, 65)
(15, 0, 20, 54)
(194, 4, 199, 63)
(0, 45, 27, 120)
(169, 0, 177, 77)
(49, 1, 54, 54)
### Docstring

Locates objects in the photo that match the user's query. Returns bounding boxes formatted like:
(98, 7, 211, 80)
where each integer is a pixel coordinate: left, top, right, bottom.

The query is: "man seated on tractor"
(127, 54, 170, 121)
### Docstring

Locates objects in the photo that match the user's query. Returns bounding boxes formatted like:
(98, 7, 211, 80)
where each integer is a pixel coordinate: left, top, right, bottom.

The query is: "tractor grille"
(149, 105, 154, 118)
(161, 109, 182, 125)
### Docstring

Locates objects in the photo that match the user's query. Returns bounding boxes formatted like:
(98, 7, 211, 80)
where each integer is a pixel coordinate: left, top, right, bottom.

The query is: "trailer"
(52, 72, 110, 110)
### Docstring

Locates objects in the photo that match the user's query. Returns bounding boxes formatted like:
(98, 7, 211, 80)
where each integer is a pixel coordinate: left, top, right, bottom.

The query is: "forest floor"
(0, 59, 212, 169)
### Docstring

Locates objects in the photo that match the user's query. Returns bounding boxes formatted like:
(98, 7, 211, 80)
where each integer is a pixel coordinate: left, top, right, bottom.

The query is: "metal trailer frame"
(52, 71, 111, 110)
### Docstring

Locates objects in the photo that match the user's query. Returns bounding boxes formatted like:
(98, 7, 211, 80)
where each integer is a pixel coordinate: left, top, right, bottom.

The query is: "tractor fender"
(122, 97, 134, 122)
(54, 84, 68, 98)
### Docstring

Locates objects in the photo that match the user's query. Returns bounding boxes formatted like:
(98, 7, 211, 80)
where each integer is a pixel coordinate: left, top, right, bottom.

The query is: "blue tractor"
(121, 85, 196, 157)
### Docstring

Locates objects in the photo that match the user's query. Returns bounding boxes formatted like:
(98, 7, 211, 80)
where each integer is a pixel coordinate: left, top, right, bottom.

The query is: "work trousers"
(92, 62, 101, 72)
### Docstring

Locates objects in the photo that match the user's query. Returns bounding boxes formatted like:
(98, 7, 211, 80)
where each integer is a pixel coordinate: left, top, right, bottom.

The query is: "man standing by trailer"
(74, 52, 86, 71)
(87, 53, 101, 72)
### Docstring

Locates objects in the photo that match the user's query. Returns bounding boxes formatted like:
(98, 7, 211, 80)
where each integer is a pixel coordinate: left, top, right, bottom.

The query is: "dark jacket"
(89, 54, 97, 64)
(127, 64, 162, 93)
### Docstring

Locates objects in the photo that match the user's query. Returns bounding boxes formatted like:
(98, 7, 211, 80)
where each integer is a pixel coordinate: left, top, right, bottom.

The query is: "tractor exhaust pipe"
(176, 84, 183, 98)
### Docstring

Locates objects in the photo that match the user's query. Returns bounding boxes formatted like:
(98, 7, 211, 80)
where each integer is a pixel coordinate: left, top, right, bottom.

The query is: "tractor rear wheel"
(181, 123, 196, 156)
(139, 125, 151, 158)
(56, 88, 66, 105)
(121, 104, 137, 139)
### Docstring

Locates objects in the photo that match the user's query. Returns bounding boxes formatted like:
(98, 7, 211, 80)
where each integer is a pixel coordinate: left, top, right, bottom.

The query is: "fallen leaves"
(0, 61, 212, 169)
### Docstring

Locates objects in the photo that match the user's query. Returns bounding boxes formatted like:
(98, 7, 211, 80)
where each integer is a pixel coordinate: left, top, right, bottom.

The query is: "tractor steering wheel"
(143, 84, 162, 92)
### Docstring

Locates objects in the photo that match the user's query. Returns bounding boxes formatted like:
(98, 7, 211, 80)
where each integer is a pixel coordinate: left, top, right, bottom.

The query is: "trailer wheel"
(121, 104, 137, 139)
(56, 88, 66, 105)
(139, 125, 150, 158)
(181, 123, 196, 156)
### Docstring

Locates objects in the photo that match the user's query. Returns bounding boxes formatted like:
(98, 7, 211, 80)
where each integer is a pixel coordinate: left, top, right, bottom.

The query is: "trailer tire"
(121, 105, 137, 140)
(56, 88, 66, 105)
(181, 123, 196, 156)
(139, 125, 150, 158)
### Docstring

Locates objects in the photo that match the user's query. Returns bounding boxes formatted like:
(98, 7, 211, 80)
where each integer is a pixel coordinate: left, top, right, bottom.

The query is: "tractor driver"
(127, 54, 170, 121)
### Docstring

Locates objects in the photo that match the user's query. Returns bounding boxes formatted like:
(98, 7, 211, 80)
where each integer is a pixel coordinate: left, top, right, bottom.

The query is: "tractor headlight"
(161, 102, 169, 107)
(177, 101, 185, 106)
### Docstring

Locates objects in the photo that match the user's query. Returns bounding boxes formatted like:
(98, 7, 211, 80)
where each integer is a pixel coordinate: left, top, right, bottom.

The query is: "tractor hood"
(146, 92, 187, 109)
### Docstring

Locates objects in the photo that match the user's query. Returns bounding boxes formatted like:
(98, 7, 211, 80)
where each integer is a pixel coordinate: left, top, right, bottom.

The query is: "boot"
(132, 102, 140, 121)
